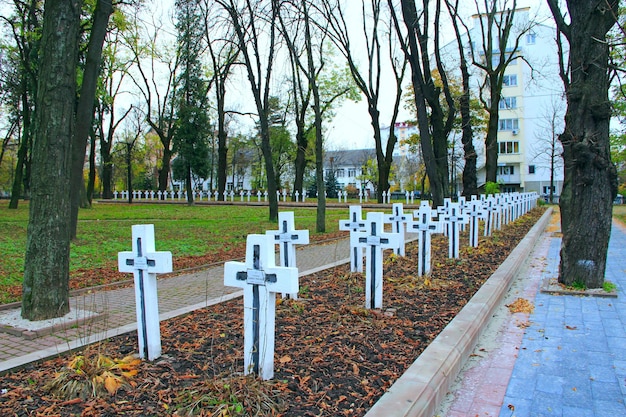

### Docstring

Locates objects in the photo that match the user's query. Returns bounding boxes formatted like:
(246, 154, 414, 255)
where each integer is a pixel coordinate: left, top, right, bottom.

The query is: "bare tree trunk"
(547, 0, 619, 288)
(22, 0, 81, 321)
(69, 0, 113, 239)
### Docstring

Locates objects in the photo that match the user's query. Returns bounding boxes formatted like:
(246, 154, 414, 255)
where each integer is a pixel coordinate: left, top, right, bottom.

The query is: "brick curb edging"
(364, 207, 554, 417)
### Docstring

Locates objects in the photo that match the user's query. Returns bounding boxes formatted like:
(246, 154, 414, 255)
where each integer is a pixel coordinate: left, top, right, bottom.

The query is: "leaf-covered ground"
(0, 208, 544, 416)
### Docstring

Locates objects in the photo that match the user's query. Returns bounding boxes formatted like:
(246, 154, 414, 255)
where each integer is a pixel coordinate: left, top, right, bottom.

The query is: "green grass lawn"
(0, 201, 351, 302)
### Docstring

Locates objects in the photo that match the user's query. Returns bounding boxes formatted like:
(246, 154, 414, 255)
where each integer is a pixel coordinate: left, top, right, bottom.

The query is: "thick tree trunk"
(22, 0, 81, 321)
(158, 145, 173, 194)
(485, 74, 502, 184)
(69, 0, 113, 239)
(216, 109, 228, 201)
(100, 133, 113, 199)
(293, 125, 308, 202)
(556, 1, 618, 288)
(86, 130, 96, 204)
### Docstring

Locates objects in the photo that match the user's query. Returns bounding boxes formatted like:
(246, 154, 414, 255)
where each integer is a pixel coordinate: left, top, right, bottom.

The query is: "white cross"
(266, 212, 309, 299)
(409, 201, 442, 276)
(384, 203, 413, 256)
(465, 199, 486, 247)
(437, 198, 452, 236)
(118, 225, 172, 361)
(441, 202, 469, 259)
(354, 212, 400, 309)
(339, 205, 368, 272)
(224, 234, 298, 380)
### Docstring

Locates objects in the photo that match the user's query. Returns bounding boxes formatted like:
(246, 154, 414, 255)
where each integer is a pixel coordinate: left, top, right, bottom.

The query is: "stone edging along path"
(365, 207, 553, 417)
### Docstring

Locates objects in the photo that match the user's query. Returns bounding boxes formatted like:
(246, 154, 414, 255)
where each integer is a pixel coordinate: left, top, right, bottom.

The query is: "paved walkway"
(0, 238, 352, 372)
(441, 215, 626, 417)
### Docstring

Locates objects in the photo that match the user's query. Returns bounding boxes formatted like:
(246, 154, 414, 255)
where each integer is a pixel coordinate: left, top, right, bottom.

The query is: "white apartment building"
(443, 7, 565, 197)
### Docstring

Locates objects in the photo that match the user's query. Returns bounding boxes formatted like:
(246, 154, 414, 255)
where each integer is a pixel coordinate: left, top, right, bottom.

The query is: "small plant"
(603, 281, 617, 293)
(44, 350, 140, 399)
(485, 181, 501, 195)
(571, 280, 587, 291)
(299, 285, 310, 297)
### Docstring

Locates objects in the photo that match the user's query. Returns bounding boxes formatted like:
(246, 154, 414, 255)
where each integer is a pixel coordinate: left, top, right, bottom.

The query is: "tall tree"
(217, 0, 280, 221)
(446, 0, 478, 196)
(94, 33, 134, 199)
(3, 0, 42, 209)
(390, 0, 455, 206)
(530, 98, 564, 204)
(546, 0, 620, 288)
(200, 0, 238, 202)
(21, 0, 81, 320)
(174, 0, 211, 205)
(469, 0, 532, 184)
(68, 0, 114, 239)
(323, 0, 407, 203)
(125, 8, 180, 196)
(278, 0, 359, 231)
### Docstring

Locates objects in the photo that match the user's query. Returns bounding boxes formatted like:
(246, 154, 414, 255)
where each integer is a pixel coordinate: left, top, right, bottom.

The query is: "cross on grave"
(266, 212, 309, 299)
(118, 225, 172, 361)
(437, 198, 452, 236)
(339, 205, 368, 272)
(384, 203, 413, 256)
(224, 234, 298, 380)
(441, 202, 469, 259)
(354, 212, 400, 309)
(409, 201, 442, 276)
(465, 199, 486, 247)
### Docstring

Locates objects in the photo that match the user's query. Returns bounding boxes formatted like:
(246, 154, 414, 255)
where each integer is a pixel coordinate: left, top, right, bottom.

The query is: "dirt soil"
(0, 208, 544, 416)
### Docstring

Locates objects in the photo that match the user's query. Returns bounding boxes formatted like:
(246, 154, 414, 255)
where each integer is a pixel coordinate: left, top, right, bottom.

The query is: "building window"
(325, 169, 332, 177)
(498, 166, 515, 175)
(498, 141, 519, 154)
(499, 97, 517, 109)
(528, 165, 536, 174)
(526, 32, 536, 45)
(498, 118, 519, 131)
(348, 168, 356, 177)
(336, 169, 345, 178)
(543, 185, 556, 195)
(503, 74, 518, 87)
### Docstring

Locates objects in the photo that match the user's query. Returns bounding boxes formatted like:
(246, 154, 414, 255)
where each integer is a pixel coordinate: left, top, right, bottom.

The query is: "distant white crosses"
(118, 225, 172, 361)
(266, 211, 309, 298)
(409, 201, 442, 276)
(384, 203, 412, 256)
(354, 212, 400, 309)
(465, 199, 486, 247)
(339, 205, 367, 272)
(441, 202, 469, 259)
(224, 234, 299, 380)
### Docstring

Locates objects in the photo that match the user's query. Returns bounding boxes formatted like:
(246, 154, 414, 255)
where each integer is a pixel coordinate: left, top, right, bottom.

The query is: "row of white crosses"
(113, 189, 424, 205)
(113, 189, 311, 203)
(116, 194, 538, 378)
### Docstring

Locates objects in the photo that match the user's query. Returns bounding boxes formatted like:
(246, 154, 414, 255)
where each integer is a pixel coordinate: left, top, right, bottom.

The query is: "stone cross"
(266, 212, 309, 299)
(465, 199, 486, 247)
(441, 202, 469, 259)
(409, 201, 442, 276)
(118, 225, 172, 361)
(294, 190, 300, 202)
(384, 203, 412, 256)
(354, 212, 400, 309)
(339, 205, 368, 272)
(224, 234, 299, 380)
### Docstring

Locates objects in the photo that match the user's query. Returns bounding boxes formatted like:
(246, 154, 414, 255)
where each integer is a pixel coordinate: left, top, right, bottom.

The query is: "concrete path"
(440, 215, 626, 417)
(0, 238, 351, 372)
